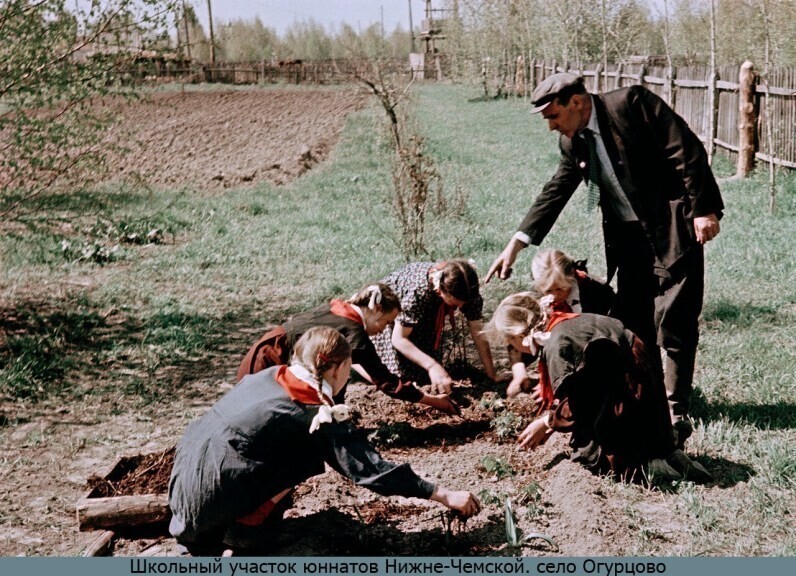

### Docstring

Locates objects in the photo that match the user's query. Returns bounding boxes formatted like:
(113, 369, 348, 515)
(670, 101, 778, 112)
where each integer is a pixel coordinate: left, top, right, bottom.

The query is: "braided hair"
(291, 326, 351, 406)
(347, 282, 401, 313)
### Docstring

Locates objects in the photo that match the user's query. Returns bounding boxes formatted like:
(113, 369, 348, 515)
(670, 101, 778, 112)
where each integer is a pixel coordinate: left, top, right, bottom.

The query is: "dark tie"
(582, 129, 601, 211)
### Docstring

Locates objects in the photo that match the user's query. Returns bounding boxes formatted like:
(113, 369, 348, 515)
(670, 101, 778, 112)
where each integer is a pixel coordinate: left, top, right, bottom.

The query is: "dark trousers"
(609, 222, 704, 424)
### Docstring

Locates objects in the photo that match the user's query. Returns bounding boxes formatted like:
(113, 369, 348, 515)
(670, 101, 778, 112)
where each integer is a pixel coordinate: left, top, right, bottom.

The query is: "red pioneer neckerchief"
(430, 263, 457, 351)
(329, 299, 364, 326)
(535, 311, 580, 410)
(274, 365, 333, 406)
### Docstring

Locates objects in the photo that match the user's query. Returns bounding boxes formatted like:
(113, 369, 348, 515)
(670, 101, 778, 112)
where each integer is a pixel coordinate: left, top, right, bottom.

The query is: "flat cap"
(530, 73, 585, 113)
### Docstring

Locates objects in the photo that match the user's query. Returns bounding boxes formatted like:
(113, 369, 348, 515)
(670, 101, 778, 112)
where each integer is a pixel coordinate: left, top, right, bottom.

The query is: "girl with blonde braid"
(484, 293, 711, 483)
(170, 327, 480, 556)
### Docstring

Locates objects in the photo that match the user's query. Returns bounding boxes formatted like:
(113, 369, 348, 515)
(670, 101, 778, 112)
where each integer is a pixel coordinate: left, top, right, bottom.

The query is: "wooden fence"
(128, 57, 411, 86)
(520, 59, 796, 173)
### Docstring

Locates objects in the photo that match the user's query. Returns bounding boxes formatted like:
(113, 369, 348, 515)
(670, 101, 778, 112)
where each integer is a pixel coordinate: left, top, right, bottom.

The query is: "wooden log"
(76, 493, 170, 531)
(82, 530, 115, 557)
(737, 61, 756, 178)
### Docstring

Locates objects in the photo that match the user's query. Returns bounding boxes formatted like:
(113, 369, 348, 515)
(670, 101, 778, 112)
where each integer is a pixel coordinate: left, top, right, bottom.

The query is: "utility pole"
(207, 0, 216, 64)
(408, 0, 415, 53)
(181, 0, 192, 60)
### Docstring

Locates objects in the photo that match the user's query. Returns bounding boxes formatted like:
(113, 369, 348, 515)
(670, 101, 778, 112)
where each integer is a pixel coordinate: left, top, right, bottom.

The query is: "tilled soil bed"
(103, 87, 370, 191)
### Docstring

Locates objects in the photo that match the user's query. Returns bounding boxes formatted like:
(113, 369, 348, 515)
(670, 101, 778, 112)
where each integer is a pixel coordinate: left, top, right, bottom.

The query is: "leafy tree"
(175, 1, 208, 62)
(0, 0, 175, 217)
(215, 17, 278, 62)
(280, 19, 333, 61)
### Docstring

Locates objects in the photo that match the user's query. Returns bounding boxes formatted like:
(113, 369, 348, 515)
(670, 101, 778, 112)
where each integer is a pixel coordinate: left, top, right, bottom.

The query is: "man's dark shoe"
(673, 420, 693, 450)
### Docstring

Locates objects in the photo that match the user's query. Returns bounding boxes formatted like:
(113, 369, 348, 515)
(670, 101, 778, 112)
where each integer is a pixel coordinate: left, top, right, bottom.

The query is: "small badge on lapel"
(579, 161, 586, 169)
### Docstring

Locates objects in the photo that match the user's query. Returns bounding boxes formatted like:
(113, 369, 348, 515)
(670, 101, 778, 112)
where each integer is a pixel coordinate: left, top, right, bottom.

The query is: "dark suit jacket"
(517, 86, 724, 281)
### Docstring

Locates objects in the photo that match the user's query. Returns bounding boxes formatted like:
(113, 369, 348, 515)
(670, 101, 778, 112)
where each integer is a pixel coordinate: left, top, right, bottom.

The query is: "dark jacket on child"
(238, 300, 423, 403)
(539, 313, 675, 476)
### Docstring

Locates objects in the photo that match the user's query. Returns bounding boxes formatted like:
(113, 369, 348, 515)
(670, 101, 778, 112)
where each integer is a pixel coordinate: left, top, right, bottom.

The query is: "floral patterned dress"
(370, 262, 483, 383)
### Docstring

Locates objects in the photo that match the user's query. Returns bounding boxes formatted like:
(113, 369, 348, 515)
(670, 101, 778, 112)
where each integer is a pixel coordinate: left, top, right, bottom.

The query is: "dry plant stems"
(442, 314, 469, 372)
(357, 64, 439, 259)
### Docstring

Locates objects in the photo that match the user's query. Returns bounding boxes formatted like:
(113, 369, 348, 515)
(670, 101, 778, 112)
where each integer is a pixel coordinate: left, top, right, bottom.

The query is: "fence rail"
(126, 57, 411, 86)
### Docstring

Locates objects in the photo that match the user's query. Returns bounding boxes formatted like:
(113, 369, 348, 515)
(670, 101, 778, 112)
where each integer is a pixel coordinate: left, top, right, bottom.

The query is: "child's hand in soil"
(517, 415, 554, 450)
(420, 392, 462, 416)
(428, 364, 453, 394)
(431, 487, 481, 518)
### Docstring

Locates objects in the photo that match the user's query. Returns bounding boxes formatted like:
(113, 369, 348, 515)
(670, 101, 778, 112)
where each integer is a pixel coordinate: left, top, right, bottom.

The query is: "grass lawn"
(1, 83, 794, 555)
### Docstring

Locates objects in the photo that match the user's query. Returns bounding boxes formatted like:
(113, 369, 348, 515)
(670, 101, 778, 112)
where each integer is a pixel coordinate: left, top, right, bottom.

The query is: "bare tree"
(358, 66, 436, 258)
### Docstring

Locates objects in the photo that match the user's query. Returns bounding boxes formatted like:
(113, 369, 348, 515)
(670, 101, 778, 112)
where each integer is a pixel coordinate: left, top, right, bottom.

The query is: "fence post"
(707, 69, 718, 164)
(637, 63, 646, 88)
(593, 63, 603, 94)
(529, 57, 536, 96)
(614, 62, 623, 89)
(515, 55, 525, 97)
(736, 61, 756, 178)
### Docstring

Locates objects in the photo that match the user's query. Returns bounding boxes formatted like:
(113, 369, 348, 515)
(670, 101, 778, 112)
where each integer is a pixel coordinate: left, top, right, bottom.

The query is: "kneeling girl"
(170, 326, 480, 555)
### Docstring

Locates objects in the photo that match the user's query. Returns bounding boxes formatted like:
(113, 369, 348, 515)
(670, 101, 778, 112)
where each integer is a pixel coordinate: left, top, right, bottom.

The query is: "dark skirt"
(550, 337, 675, 478)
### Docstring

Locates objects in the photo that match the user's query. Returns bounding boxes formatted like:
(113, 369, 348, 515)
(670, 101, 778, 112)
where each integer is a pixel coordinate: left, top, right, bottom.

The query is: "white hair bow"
(309, 403, 351, 433)
(539, 294, 556, 315)
(366, 284, 382, 310)
(430, 268, 443, 291)
(521, 330, 550, 355)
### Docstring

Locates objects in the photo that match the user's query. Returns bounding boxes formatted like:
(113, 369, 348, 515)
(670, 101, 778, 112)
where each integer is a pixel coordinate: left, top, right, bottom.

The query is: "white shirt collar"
(288, 365, 334, 400)
(567, 282, 582, 313)
(349, 304, 366, 324)
(584, 95, 600, 136)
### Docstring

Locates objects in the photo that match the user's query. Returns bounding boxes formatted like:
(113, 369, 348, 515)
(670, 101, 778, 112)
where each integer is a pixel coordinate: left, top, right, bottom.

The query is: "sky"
(190, 1, 430, 36)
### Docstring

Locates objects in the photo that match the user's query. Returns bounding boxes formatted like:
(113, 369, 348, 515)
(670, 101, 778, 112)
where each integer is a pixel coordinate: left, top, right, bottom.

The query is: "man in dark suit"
(486, 73, 724, 449)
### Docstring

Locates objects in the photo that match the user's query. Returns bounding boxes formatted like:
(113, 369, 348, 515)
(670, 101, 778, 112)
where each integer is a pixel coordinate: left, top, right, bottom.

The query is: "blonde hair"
(531, 249, 576, 294)
(482, 292, 545, 345)
(347, 282, 401, 313)
(291, 326, 351, 406)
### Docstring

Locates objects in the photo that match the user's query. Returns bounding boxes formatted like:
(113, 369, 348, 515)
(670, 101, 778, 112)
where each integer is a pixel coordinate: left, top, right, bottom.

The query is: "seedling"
(517, 482, 544, 520)
(490, 410, 522, 442)
(504, 497, 558, 551)
(477, 488, 504, 507)
(367, 422, 413, 446)
(479, 396, 505, 411)
(481, 455, 516, 480)
(516, 481, 542, 505)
